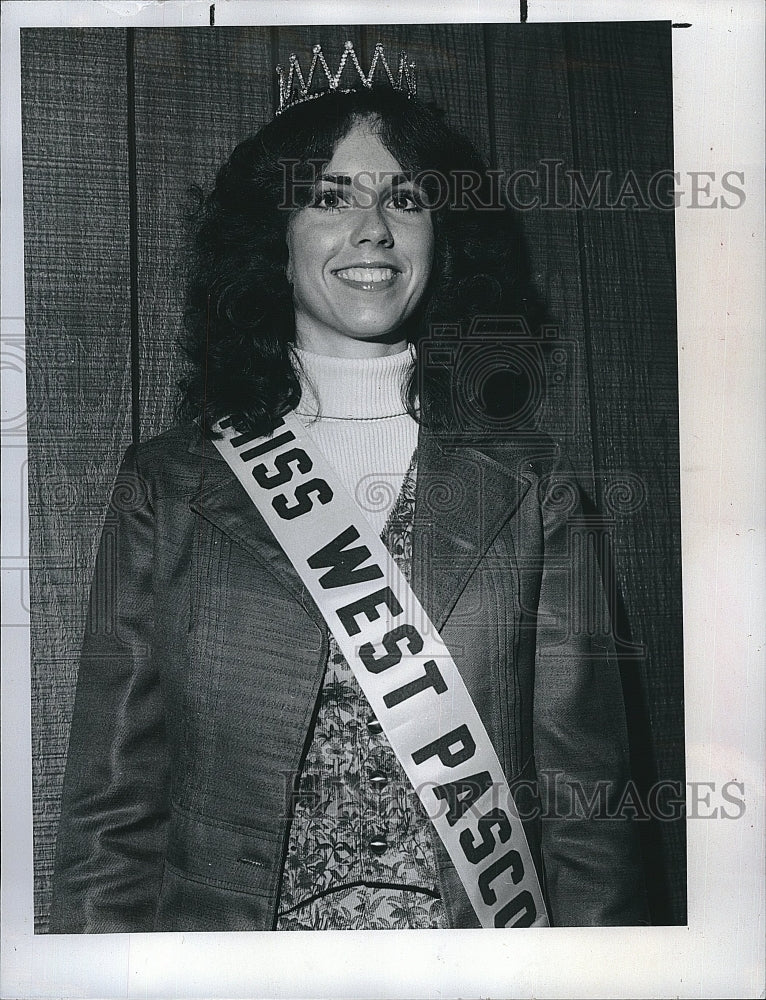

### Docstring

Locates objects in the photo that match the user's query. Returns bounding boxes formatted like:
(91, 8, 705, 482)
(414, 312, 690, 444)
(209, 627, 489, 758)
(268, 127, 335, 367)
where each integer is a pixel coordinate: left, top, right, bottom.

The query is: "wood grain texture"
(133, 27, 275, 439)
(21, 27, 133, 932)
(487, 23, 595, 497)
(564, 21, 685, 924)
(363, 22, 491, 154)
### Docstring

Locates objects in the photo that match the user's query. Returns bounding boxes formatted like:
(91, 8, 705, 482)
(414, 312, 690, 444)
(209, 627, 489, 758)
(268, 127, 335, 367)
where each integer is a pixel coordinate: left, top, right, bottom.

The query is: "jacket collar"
(187, 421, 536, 631)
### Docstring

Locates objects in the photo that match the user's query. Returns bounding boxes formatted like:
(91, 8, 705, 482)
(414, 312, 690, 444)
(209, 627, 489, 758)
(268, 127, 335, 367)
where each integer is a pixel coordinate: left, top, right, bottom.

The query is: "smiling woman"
(48, 41, 649, 933)
(286, 122, 435, 356)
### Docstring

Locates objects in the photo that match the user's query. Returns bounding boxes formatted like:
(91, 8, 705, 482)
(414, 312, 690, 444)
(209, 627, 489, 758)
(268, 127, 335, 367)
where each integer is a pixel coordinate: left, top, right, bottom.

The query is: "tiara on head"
(275, 40, 417, 116)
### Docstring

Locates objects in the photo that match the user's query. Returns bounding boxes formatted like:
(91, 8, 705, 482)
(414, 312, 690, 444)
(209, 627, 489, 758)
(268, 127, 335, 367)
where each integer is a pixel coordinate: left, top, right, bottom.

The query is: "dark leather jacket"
(49, 420, 648, 932)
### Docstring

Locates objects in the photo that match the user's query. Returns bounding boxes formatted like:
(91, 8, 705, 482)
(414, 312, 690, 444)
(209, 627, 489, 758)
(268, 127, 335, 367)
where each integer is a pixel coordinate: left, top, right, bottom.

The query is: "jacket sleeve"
(532, 450, 649, 925)
(49, 444, 171, 933)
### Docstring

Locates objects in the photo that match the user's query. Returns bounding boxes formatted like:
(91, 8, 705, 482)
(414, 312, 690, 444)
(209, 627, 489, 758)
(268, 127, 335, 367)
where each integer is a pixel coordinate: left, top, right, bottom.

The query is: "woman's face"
(286, 119, 434, 357)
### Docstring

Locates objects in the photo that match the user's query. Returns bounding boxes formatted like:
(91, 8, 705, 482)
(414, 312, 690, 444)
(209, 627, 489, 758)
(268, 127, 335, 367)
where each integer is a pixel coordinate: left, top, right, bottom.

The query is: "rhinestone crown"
(275, 40, 417, 116)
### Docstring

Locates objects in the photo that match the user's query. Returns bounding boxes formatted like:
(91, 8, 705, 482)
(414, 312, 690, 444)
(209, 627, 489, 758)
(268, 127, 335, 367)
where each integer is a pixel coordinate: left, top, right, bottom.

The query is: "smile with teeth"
(333, 266, 399, 286)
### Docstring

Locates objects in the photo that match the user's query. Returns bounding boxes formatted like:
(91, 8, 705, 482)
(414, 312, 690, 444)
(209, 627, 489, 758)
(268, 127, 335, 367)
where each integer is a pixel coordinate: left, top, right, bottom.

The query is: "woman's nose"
(350, 204, 394, 248)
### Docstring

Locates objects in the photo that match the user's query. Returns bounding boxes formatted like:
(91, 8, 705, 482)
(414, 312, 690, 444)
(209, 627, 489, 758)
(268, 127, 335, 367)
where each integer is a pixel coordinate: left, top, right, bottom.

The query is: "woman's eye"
(314, 189, 345, 211)
(389, 190, 421, 212)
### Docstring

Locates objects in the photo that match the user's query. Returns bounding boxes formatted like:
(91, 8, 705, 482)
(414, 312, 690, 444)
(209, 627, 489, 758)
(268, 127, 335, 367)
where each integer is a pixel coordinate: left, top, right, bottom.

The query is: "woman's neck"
(294, 329, 408, 359)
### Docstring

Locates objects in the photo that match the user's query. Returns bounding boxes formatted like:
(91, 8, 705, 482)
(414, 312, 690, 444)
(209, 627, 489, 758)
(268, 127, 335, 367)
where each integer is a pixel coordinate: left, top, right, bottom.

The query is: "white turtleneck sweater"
(291, 345, 419, 537)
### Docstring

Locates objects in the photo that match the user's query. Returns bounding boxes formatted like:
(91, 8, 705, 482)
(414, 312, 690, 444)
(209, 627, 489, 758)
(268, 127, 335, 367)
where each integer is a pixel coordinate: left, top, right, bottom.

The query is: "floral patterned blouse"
(275, 452, 449, 930)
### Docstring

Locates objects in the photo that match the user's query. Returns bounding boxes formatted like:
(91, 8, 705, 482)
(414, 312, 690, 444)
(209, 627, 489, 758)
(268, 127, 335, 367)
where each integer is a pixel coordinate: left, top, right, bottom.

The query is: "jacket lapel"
(186, 423, 534, 632)
(412, 428, 534, 630)
(187, 431, 320, 622)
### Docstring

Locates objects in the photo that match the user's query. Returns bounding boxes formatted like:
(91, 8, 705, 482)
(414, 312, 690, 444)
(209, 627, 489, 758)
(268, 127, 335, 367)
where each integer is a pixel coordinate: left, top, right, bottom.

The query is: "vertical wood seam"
(126, 28, 141, 445)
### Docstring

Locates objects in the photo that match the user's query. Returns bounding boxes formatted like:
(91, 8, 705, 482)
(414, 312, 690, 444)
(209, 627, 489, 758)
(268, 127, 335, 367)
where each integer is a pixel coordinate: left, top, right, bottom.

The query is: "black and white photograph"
(1, 1, 763, 998)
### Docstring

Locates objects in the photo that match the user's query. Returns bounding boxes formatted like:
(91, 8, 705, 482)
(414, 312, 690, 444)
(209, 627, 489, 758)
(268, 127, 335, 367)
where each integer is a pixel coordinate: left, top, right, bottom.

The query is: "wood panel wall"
(21, 21, 685, 932)
(21, 27, 134, 924)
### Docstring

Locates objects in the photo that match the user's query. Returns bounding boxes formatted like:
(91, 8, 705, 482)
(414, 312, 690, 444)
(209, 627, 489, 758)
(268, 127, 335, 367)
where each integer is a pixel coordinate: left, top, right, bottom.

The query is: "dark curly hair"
(179, 87, 547, 436)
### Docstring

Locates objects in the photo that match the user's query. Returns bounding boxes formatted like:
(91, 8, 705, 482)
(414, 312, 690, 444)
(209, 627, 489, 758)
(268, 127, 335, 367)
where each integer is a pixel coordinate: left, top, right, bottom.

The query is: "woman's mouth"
(332, 266, 400, 289)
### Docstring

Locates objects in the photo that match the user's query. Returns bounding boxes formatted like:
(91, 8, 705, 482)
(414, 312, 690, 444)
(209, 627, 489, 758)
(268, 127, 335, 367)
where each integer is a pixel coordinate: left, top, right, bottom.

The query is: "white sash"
(212, 411, 549, 928)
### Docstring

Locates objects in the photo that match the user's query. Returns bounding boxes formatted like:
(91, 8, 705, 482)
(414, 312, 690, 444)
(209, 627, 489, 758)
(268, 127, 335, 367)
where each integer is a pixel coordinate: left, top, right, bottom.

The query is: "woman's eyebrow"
(318, 172, 417, 186)
(318, 173, 353, 186)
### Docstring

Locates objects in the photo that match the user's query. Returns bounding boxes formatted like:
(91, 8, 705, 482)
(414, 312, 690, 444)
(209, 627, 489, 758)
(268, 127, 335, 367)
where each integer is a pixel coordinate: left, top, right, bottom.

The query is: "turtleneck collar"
(292, 344, 415, 420)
